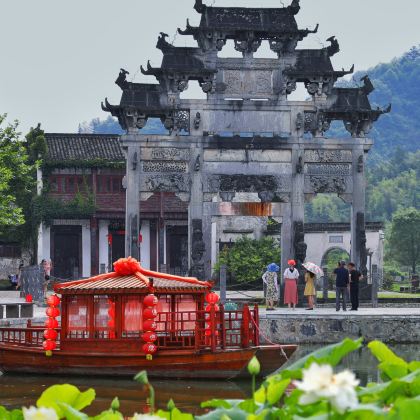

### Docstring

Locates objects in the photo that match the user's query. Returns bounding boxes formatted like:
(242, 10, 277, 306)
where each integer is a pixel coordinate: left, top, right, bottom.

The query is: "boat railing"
(0, 305, 259, 353)
(155, 304, 259, 351)
(0, 327, 61, 348)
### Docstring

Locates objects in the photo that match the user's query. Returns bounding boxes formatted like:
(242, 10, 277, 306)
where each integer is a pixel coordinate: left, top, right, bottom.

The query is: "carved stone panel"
(142, 174, 190, 193)
(207, 174, 292, 194)
(307, 176, 348, 194)
(304, 163, 351, 176)
(142, 161, 188, 173)
(304, 150, 352, 163)
(141, 148, 191, 161)
(221, 69, 273, 96)
(190, 219, 205, 279)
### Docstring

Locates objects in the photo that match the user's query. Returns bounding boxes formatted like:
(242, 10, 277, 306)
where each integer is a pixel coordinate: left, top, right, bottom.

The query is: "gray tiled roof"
(45, 134, 124, 162)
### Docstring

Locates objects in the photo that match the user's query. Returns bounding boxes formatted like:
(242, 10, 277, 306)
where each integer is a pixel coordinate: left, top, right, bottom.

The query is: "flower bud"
(134, 370, 149, 385)
(247, 356, 261, 376)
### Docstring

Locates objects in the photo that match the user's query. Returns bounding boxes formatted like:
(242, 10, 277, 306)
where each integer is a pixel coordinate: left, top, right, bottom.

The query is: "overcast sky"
(1, 0, 419, 134)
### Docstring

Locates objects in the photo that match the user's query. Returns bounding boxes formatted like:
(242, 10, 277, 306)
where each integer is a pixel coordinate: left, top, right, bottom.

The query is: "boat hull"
(0, 344, 296, 379)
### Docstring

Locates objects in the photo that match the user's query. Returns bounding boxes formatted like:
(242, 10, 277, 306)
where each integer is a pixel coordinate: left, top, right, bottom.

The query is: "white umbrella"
(302, 262, 324, 277)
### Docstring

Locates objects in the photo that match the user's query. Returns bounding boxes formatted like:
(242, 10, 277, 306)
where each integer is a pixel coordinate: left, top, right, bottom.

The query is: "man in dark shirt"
(348, 262, 362, 311)
(334, 260, 349, 311)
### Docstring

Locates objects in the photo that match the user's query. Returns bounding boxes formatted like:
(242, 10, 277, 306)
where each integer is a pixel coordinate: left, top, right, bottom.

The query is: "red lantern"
(205, 292, 219, 304)
(143, 307, 158, 320)
(45, 318, 59, 329)
(205, 304, 220, 312)
(43, 329, 58, 340)
(142, 332, 157, 343)
(108, 319, 115, 328)
(46, 307, 60, 318)
(25, 294, 33, 303)
(143, 294, 158, 307)
(43, 340, 57, 351)
(143, 320, 157, 331)
(142, 342, 157, 355)
(205, 329, 212, 337)
(46, 295, 60, 307)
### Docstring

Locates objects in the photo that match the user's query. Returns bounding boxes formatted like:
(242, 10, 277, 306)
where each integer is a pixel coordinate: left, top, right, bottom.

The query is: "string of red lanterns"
(142, 292, 158, 360)
(204, 292, 220, 337)
(44, 294, 60, 356)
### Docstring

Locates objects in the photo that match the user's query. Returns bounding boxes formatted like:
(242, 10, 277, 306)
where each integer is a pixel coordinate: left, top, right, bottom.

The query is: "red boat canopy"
(55, 275, 209, 294)
(54, 257, 212, 295)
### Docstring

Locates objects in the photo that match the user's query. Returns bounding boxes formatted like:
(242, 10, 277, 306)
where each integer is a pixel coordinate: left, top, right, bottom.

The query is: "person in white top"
(283, 259, 299, 309)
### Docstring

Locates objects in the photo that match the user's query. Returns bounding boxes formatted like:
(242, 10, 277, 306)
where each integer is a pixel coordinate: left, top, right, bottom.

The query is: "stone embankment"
(259, 307, 420, 344)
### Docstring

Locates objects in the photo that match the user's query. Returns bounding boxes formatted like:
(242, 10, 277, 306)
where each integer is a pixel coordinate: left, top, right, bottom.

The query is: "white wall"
(98, 220, 109, 273)
(305, 230, 383, 270)
(140, 220, 150, 269)
(82, 221, 91, 278)
(37, 223, 51, 264)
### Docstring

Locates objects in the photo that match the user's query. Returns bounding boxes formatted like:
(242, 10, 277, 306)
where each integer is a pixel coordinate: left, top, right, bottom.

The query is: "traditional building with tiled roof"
(37, 133, 189, 281)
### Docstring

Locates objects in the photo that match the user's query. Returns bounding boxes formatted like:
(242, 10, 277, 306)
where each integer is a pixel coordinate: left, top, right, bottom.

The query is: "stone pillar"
(220, 264, 227, 304)
(90, 217, 99, 276)
(188, 145, 205, 279)
(280, 202, 292, 302)
(202, 203, 213, 280)
(291, 146, 306, 307)
(322, 268, 329, 300)
(122, 134, 140, 259)
(351, 146, 367, 275)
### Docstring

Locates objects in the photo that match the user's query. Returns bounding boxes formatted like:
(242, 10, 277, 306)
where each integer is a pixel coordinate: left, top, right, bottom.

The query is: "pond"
(0, 344, 419, 416)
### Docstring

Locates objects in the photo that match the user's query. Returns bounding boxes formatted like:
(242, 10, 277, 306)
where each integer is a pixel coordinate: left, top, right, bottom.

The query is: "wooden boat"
(0, 258, 296, 378)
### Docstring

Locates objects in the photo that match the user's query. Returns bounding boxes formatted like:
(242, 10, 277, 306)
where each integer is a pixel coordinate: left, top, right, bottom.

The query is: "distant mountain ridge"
(79, 45, 420, 163)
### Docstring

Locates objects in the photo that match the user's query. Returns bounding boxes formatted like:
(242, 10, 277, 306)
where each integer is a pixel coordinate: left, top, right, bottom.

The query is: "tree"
(214, 236, 280, 283)
(388, 207, 420, 274)
(0, 115, 35, 233)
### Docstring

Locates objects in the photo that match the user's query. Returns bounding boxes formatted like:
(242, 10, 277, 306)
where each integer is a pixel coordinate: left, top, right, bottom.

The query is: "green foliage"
(36, 384, 96, 418)
(214, 236, 280, 283)
(33, 192, 96, 225)
(305, 194, 350, 223)
(0, 338, 419, 419)
(0, 115, 35, 233)
(388, 207, 420, 273)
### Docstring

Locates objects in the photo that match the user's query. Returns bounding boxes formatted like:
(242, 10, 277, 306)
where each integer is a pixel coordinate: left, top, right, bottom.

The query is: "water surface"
(1, 344, 419, 416)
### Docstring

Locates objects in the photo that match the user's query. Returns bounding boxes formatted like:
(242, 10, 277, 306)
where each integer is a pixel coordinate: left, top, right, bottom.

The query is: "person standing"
(262, 263, 279, 310)
(334, 260, 349, 311)
(284, 259, 299, 309)
(348, 262, 362, 311)
(304, 270, 316, 310)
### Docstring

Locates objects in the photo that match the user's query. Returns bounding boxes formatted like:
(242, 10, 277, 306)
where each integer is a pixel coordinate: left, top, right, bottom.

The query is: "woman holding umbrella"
(302, 262, 324, 311)
(262, 263, 279, 310)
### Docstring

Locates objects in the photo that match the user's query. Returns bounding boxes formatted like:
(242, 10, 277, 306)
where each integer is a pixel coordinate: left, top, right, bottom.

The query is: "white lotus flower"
(22, 406, 58, 420)
(294, 363, 360, 413)
(130, 414, 162, 420)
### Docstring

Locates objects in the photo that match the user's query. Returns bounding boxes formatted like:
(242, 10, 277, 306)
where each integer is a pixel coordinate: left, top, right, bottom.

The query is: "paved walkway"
(260, 306, 420, 318)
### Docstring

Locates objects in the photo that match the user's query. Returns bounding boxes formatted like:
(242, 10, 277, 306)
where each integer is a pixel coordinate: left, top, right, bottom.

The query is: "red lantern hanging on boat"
(46, 294, 61, 307)
(46, 307, 60, 318)
(143, 307, 158, 320)
(43, 329, 58, 340)
(142, 289, 159, 360)
(43, 340, 56, 351)
(143, 294, 158, 307)
(44, 294, 60, 356)
(45, 318, 59, 329)
(205, 292, 219, 305)
(143, 320, 157, 332)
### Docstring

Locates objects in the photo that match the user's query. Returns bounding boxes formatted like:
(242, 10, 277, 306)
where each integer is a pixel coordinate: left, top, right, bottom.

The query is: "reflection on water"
(0, 344, 419, 416)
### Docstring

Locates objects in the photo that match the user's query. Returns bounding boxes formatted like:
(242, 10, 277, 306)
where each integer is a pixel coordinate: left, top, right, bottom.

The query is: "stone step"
(0, 291, 24, 302)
